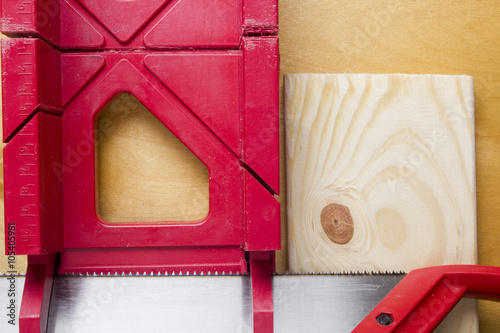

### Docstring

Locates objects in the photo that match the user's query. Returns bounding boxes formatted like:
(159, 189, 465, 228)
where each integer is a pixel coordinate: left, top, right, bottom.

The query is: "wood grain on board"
(285, 73, 476, 273)
(285, 73, 477, 332)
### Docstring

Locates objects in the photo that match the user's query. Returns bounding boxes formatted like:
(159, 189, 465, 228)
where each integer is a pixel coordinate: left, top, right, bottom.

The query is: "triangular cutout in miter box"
(96, 93, 209, 223)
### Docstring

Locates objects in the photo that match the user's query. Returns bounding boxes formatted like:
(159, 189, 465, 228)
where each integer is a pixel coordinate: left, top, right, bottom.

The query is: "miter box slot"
(1, 37, 61, 142)
(1, 0, 279, 51)
(3, 112, 63, 256)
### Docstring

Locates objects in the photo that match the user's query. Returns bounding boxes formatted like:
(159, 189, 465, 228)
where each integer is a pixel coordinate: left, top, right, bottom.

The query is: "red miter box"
(2, 1, 280, 332)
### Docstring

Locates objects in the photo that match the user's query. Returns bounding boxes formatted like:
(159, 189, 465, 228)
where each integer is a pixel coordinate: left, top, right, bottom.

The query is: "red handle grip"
(352, 265, 500, 333)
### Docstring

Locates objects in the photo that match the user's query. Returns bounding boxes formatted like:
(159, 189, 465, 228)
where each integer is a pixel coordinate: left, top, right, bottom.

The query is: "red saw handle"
(353, 265, 500, 333)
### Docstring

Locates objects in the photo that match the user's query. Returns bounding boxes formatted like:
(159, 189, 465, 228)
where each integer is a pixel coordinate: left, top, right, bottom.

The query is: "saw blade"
(0, 273, 404, 333)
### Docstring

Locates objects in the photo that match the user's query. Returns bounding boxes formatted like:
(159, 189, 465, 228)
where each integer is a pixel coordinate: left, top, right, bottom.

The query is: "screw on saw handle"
(352, 265, 500, 333)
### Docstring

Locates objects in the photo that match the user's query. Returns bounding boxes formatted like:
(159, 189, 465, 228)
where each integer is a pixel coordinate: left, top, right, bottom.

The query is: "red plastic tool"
(1, 0, 278, 49)
(2, 1, 280, 332)
(353, 265, 500, 333)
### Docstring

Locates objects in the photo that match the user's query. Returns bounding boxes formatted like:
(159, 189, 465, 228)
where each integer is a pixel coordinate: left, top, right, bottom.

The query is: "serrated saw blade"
(0, 273, 405, 333)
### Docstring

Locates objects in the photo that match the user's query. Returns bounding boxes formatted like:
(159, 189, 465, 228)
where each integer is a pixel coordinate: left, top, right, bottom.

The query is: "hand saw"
(1, 265, 499, 332)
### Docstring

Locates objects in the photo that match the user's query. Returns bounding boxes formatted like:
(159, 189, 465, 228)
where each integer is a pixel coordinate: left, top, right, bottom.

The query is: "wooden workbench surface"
(0, 1, 499, 331)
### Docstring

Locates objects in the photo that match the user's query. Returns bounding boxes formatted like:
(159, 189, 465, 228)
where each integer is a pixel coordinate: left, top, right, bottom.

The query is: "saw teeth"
(271, 271, 407, 276)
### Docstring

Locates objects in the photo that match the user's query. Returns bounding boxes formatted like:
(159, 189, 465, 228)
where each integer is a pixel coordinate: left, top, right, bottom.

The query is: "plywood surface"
(97, 94, 209, 223)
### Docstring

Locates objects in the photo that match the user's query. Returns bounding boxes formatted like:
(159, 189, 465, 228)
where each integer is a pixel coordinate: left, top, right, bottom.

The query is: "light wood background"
(0, 0, 499, 331)
(97, 94, 210, 223)
(278, 1, 500, 331)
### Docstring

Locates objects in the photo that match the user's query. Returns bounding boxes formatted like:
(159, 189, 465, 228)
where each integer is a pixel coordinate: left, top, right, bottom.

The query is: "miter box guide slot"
(1, 1, 280, 332)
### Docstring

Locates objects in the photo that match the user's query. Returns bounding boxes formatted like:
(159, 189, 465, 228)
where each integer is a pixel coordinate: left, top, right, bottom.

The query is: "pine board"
(285, 73, 476, 273)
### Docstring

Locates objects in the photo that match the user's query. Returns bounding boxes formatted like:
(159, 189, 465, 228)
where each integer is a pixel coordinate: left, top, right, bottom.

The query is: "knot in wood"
(320, 203, 354, 245)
